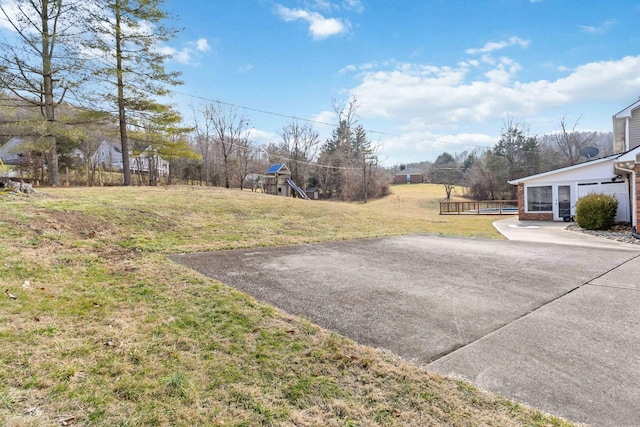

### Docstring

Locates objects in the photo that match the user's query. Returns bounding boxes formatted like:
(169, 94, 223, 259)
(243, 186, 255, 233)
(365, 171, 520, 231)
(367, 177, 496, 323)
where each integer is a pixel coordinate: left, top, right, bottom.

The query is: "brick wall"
(394, 174, 424, 184)
(517, 183, 554, 221)
(410, 174, 424, 184)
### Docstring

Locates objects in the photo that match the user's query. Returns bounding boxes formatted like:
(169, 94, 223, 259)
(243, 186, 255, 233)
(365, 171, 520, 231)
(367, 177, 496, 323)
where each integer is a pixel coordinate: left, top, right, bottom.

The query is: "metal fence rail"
(440, 200, 518, 215)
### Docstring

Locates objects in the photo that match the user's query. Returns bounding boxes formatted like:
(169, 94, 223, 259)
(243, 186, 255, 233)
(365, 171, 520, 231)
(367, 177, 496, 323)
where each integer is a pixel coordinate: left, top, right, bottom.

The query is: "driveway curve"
(171, 235, 640, 427)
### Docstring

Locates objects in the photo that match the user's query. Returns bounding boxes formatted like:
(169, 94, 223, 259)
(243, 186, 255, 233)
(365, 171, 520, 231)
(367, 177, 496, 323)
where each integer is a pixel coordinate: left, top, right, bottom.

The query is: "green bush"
(575, 192, 618, 230)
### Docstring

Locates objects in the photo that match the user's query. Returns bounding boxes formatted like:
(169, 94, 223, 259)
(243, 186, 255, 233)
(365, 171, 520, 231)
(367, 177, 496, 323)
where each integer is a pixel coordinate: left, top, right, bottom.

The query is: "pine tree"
(84, 0, 182, 185)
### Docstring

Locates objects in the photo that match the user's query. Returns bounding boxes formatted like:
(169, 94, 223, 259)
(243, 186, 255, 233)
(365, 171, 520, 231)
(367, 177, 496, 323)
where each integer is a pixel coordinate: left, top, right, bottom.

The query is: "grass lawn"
(0, 184, 573, 426)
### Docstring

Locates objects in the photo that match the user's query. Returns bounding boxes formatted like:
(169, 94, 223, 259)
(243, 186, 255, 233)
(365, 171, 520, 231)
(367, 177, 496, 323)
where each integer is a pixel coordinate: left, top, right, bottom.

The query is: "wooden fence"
(440, 200, 518, 215)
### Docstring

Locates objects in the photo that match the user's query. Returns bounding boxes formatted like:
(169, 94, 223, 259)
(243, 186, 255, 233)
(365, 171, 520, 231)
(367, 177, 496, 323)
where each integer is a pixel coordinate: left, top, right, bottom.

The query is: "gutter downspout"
(616, 163, 638, 239)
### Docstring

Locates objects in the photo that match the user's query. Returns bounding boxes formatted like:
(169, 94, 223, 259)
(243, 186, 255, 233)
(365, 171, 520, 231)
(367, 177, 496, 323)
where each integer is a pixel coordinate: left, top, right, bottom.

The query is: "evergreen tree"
(84, 0, 182, 185)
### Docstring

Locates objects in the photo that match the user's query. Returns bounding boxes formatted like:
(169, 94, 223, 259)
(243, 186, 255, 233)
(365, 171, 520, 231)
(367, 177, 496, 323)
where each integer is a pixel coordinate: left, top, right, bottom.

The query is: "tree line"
(399, 117, 613, 200)
(0, 0, 389, 201)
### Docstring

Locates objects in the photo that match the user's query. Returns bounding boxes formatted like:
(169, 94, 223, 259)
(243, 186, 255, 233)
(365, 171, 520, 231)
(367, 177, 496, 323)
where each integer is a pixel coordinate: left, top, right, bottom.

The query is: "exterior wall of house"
(0, 138, 25, 165)
(394, 174, 423, 184)
(517, 183, 553, 220)
(630, 113, 640, 150)
(635, 164, 640, 230)
(513, 159, 634, 222)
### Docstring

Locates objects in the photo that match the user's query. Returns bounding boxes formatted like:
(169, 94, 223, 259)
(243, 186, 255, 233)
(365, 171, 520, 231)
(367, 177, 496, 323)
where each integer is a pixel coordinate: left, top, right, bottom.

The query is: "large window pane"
(527, 186, 552, 212)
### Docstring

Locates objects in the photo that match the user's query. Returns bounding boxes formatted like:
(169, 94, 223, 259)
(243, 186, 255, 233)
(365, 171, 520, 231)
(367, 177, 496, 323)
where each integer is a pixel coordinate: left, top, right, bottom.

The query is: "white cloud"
(304, 0, 364, 13)
(275, 5, 349, 40)
(339, 60, 393, 74)
(343, 0, 364, 13)
(0, 1, 19, 31)
(466, 36, 530, 55)
(375, 131, 495, 165)
(580, 20, 616, 34)
(249, 128, 279, 145)
(347, 55, 640, 131)
(311, 110, 338, 126)
(160, 39, 212, 65)
(306, 0, 335, 12)
(238, 64, 253, 73)
(195, 38, 210, 52)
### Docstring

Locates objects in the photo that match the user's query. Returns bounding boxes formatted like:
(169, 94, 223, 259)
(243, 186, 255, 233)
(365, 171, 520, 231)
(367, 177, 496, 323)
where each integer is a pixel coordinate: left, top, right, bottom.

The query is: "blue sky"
(4, 0, 640, 165)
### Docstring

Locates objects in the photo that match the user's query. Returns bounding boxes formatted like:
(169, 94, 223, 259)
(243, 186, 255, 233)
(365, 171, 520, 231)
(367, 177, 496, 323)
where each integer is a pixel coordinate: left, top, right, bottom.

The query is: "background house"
(73, 141, 123, 171)
(394, 168, 425, 184)
(0, 138, 26, 165)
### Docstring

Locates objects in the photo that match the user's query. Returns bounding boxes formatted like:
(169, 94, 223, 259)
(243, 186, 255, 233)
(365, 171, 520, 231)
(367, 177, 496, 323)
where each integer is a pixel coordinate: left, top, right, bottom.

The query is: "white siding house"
(0, 138, 26, 165)
(510, 99, 640, 233)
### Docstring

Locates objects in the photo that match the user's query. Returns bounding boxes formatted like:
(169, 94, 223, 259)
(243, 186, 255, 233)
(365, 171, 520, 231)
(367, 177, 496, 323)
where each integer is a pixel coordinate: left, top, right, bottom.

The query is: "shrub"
(575, 193, 618, 230)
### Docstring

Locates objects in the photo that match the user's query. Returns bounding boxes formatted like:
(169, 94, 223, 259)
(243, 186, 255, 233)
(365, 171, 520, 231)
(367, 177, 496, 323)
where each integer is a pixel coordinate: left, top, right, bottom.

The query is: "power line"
(169, 89, 495, 150)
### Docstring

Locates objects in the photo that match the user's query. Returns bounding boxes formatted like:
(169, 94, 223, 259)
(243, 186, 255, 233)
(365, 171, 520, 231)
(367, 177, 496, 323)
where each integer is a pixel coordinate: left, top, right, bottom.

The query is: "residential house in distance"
(0, 137, 26, 165)
(509, 99, 640, 233)
(394, 167, 425, 184)
(130, 145, 170, 177)
(74, 141, 124, 171)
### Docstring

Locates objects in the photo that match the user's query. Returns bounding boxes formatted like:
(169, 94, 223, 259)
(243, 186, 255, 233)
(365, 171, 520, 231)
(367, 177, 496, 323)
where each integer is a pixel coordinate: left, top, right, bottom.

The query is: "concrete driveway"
(171, 235, 640, 427)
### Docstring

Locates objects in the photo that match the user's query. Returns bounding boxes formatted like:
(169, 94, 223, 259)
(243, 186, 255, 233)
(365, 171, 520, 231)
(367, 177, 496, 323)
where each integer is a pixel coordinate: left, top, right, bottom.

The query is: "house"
(0, 138, 27, 165)
(130, 145, 169, 177)
(509, 99, 640, 233)
(394, 168, 424, 184)
(73, 141, 124, 170)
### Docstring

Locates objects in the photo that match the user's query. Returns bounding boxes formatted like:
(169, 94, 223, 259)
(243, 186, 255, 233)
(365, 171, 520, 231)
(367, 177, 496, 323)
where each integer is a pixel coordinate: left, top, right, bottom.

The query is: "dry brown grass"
(0, 185, 575, 427)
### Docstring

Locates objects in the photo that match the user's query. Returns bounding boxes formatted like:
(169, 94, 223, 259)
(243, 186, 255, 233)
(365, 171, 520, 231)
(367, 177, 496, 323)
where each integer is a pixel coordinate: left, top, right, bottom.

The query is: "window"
(527, 186, 552, 212)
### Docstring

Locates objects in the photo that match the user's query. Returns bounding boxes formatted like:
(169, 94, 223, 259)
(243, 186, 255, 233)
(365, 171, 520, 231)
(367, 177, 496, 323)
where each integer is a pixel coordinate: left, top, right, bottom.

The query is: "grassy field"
(0, 184, 574, 427)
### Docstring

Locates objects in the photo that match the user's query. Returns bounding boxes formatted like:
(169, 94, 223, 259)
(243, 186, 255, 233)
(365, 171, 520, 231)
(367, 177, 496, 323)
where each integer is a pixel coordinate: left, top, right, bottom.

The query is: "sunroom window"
(527, 186, 552, 212)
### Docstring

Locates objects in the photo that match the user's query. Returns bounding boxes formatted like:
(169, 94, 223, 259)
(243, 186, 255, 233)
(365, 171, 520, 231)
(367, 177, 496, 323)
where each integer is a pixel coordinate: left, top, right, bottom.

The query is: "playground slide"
(286, 179, 310, 200)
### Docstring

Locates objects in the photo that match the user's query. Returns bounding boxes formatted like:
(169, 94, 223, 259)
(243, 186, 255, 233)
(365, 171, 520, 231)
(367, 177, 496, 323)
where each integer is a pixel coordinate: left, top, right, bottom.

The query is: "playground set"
(262, 164, 310, 200)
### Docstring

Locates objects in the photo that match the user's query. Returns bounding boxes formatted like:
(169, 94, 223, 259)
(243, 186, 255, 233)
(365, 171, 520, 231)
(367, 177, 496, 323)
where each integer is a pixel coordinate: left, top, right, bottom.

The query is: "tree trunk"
(41, 0, 59, 186)
(115, 0, 131, 186)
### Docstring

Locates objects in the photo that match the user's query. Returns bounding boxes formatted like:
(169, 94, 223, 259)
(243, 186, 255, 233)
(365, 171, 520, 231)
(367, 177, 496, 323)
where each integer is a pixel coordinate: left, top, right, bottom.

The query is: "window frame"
(526, 185, 553, 212)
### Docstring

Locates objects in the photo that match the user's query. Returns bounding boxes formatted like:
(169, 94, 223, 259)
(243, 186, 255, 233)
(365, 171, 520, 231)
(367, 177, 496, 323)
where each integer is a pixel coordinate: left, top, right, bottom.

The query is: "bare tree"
(554, 115, 596, 165)
(192, 104, 215, 185)
(278, 120, 319, 188)
(203, 104, 250, 189)
(234, 133, 256, 190)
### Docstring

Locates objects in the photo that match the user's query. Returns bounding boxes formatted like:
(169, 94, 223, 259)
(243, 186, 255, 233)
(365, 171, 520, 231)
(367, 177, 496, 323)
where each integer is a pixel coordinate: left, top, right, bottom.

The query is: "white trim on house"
(613, 99, 640, 152)
(508, 155, 617, 185)
(510, 145, 640, 223)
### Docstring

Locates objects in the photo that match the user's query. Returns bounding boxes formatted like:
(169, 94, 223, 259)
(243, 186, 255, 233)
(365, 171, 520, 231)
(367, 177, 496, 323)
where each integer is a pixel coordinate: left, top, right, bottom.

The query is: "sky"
(3, 0, 640, 166)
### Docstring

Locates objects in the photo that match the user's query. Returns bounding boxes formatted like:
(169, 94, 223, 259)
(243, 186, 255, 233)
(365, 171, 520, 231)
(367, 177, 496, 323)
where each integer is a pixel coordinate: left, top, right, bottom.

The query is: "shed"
(305, 187, 320, 200)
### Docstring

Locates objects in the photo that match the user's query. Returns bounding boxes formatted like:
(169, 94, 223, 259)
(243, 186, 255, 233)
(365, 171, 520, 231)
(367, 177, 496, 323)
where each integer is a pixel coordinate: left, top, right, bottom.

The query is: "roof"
(614, 98, 640, 119)
(508, 145, 640, 185)
(395, 168, 424, 175)
(267, 164, 290, 174)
